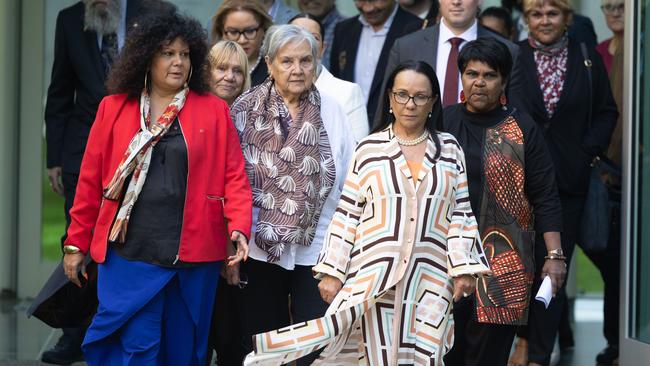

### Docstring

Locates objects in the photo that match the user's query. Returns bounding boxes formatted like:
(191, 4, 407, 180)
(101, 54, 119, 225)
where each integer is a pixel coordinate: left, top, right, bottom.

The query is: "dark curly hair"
(107, 9, 210, 98)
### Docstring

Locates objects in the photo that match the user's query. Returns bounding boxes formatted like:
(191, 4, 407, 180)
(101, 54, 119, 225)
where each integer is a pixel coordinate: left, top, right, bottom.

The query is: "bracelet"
(63, 245, 81, 254)
(544, 255, 566, 261)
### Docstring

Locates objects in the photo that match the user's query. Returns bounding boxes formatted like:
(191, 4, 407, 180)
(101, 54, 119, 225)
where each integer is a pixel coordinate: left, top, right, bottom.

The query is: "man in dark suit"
(43, 0, 152, 363)
(374, 0, 524, 126)
(329, 0, 422, 125)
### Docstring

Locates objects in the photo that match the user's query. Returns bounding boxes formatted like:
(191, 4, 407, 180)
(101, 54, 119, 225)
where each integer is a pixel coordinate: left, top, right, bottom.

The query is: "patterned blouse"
(534, 46, 568, 118)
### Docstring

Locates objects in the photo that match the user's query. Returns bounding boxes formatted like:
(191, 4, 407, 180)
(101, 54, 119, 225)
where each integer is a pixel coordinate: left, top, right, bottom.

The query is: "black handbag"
(579, 157, 620, 251)
(26, 258, 98, 328)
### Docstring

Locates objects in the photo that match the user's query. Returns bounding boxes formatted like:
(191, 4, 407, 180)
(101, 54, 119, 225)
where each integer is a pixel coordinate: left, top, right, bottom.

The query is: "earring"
(143, 71, 149, 92)
(428, 111, 432, 118)
(389, 108, 393, 114)
(500, 94, 507, 110)
(185, 66, 193, 88)
(460, 90, 466, 104)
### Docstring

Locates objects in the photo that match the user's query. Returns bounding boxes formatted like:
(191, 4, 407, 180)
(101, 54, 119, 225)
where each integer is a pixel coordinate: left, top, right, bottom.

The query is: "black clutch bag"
(26, 259, 98, 328)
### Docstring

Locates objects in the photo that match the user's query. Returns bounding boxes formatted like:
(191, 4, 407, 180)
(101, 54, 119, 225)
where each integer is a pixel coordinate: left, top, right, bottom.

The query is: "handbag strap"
(580, 42, 593, 131)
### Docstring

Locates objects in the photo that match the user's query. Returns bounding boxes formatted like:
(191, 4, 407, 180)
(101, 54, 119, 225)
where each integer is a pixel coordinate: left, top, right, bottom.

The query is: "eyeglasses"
(224, 27, 260, 41)
(601, 3, 624, 15)
(391, 91, 433, 106)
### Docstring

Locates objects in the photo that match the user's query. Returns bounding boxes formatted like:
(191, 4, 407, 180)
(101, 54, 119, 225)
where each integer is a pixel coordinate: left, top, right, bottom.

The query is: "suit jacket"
(315, 66, 369, 142)
(569, 14, 598, 50)
(272, 0, 298, 25)
(510, 38, 618, 195)
(45, 0, 147, 173)
(329, 6, 422, 125)
(374, 23, 524, 126)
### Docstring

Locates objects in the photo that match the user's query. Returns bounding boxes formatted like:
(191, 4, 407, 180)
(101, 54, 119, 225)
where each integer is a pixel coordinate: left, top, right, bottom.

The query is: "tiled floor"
(0, 296, 609, 365)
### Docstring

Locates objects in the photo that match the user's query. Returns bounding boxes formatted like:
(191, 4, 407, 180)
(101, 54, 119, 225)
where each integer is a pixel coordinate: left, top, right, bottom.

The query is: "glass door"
(621, 0, 650, 362)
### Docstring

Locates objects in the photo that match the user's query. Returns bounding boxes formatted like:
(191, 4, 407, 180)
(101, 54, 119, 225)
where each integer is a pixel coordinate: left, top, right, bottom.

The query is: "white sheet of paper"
(535, 276, 553, 309)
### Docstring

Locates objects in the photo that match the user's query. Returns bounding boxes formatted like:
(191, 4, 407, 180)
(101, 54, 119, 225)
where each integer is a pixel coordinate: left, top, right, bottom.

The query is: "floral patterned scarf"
(231, 79, 335, 262)
(530, 34, 569, 118)
(104, 87, 189, 243)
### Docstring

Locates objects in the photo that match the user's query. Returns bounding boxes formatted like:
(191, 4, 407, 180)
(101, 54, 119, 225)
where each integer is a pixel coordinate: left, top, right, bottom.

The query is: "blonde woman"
(206, 39, 252, 366)
(208, 40, 251, 105)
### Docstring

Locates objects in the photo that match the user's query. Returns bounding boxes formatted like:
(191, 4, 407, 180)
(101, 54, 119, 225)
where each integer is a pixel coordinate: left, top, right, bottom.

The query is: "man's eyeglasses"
(224, 27, 260, 41)
(601, 3, 624, 15)
(392, 91, 433, 106)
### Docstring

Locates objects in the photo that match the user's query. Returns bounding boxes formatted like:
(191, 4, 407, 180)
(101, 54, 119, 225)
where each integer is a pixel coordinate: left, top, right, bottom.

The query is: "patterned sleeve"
(313, 151, 365, 283)
(446, 143, 491, 278)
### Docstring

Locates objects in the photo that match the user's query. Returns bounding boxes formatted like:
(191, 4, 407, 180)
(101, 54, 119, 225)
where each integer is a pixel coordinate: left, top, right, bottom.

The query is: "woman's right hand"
(318, 275, 343, 304)
(63, 253, 86, 287)
(542, 258, 567, 296)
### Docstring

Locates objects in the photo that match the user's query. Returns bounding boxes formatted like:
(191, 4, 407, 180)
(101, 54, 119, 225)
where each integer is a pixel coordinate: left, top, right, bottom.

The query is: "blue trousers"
(83, 250, 221, 366)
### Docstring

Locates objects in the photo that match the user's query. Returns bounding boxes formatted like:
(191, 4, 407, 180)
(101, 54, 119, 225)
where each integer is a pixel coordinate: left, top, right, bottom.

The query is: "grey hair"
(262, 24, 320, 68)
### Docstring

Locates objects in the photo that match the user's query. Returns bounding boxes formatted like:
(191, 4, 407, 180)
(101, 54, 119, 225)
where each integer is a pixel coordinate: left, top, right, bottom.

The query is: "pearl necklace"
(395, 130, 429, 146)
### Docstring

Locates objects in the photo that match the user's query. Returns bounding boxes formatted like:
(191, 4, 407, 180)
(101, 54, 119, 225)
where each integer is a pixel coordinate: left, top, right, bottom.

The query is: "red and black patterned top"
(443, 104, 563, 325)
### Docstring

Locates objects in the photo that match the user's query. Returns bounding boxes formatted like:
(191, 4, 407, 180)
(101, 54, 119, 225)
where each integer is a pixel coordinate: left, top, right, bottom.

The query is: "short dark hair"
(457, 37, 513, 83)
(289, 13, 325, 40)
(373, 61, 443, 159)
(106, 9, 210, 98)
(479, 6, 514, 38)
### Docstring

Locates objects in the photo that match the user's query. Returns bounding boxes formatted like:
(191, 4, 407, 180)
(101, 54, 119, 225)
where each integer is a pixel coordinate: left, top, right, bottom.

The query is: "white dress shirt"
(247, 92, 356, 270)
(354, 4, 399, 103)
(436, 19, 478, 104)
(316, 66, 369, 143)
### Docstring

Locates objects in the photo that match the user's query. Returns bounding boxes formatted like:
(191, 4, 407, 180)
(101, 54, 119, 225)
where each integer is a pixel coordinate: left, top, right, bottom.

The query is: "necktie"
(443, 37, 463, 107)
(101, 33, 118, 74)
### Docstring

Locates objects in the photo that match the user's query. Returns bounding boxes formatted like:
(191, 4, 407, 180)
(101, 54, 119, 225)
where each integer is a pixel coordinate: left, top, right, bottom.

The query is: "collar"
(439, 18, 478, 43)
(268, 0, 280, 20)
(359, 3, 398, 33)
(321, 7, 342, 27)
(317, 65, 333, 82)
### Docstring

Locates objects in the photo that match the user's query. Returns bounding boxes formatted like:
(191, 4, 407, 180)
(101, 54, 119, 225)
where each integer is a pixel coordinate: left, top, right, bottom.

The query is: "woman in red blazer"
(61, 11, 252, 365)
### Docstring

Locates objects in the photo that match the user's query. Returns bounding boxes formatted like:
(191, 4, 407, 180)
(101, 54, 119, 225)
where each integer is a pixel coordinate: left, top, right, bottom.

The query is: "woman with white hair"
(230, 24, 355, 366)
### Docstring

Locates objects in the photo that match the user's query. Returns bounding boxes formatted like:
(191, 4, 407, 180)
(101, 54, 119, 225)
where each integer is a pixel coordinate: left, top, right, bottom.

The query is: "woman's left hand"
(452, 274, 476, 302)
(227, 231, 249, 267)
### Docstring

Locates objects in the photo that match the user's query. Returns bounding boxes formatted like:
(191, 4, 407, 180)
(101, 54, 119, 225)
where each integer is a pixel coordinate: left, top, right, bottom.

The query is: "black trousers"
(444, 295, 517, 366)
(518, 194, 584, 366)
(581, 189, 621, 347)
(240, 258, 329, 366)
(207, 279, 247, 365)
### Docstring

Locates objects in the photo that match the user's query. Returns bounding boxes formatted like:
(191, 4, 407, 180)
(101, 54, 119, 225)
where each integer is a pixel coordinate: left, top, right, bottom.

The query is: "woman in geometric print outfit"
(243, 61, 491, 366)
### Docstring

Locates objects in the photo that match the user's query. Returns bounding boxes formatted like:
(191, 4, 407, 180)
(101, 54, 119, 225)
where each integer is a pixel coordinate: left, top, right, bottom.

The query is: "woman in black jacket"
(508, 0, 618, 365)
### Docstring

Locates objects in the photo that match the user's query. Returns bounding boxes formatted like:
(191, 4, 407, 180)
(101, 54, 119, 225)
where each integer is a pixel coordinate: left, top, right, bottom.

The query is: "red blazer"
(65, 91, 252, 263)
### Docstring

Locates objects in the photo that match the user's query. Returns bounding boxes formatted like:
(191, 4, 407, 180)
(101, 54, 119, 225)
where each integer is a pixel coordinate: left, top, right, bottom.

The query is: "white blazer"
(316, 67, 369, 142)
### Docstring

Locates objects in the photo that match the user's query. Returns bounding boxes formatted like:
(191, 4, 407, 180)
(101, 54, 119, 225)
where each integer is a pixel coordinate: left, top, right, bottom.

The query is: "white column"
(0, 0, 20, 294)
